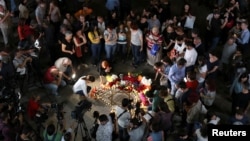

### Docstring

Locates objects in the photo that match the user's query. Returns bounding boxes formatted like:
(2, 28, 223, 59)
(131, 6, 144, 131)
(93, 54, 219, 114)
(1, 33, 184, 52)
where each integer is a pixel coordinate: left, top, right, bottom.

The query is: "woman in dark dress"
(61, 30, 76, 66)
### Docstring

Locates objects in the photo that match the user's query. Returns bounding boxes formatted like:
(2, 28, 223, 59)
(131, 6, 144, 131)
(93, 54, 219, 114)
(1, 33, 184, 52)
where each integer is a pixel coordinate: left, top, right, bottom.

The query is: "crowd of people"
(0, 0, 249, 140)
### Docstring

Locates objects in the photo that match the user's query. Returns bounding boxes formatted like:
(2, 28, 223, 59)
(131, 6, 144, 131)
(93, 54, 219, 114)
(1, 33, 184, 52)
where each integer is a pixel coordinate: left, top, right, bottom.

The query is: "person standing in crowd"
(0, 4, 11, 47)
(145, 26, 163, 66)
(73, 75, 95, 98)
(73, 28, 87, 68)
(184, 41, 198, 72)
(115, 98, 131, 141)
(195, 56, 207, 89)
(35, 0, 46, 26)
(235, 20, 249, 56)
(127, 117, 147, 141)
(208, 10, 228, 51)
(193, 37, 205, 57)
(18, 0, 29, 20)
(168, 58, 186, 96)
(48, 0, 61, 34)
(96, 114, 113, 141)
(104, 25, 117, 63)
(117, 22, 128, 62)
(130, 22, 143, 68)
(206, 51, 220, 80)
(199, 78, 216, 109)
(88, 24, 102, 66)
(61, 31, 76, 66)
(220, 36, 237, 82)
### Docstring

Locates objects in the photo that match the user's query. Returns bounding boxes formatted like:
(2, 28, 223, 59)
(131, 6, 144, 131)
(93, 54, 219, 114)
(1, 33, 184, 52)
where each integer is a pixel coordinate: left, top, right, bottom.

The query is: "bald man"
(43, 66, 66, 96)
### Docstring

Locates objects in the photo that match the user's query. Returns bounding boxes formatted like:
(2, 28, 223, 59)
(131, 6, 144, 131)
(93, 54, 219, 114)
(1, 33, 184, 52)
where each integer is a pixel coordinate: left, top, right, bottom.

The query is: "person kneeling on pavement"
(73, 75, 95, 98)
(43, 66, 66, 96)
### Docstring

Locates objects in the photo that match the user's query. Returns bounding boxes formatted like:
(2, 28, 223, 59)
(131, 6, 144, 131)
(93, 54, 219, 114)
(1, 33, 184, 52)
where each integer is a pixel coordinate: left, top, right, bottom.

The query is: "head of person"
(32, 94, 41, 102)
(86, 75, 95, 82)
(101, 60, 109, 69)
(97, 16, 104, 23)
(130, 22, 139, 31)
(63, 132, 72, 141)
(161, 56, 173, 66)
(193, 37, 202, 46)
(191, 28, 199, 38)
(62, 58, 72, 67)
(39, 0, 46, 8)
(65, 31, 73, 41)
(122, 98, 130, 108)
(50, 67, 60, 76)
(227, 36, 236, 45)
(177, 58, 187, 68)
(185, 41, 194, 50)
(151, 26, 159, 35)
(98, 114, 109, 125)
(176, 35, 184, 45)
(129, 118, 142, 129)
(240, 20, 248, 30)
(79, 15, 85, 23)
(46, 124, 56, 136)
(213, 10, 220, 19)
(186, 71, 196, 81)
(238, 72, 249, 83)
(177, 81, 187, 92)
(106, 25, 114, 32)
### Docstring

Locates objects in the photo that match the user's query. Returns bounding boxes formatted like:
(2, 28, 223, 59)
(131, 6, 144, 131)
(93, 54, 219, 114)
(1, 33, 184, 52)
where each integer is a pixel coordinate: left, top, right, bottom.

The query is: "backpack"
(150, 44, 160, 56)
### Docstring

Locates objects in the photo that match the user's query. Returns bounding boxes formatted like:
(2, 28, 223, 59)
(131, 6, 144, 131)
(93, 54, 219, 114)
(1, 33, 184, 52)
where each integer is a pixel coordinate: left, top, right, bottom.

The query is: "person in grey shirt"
(35, 1, 46, 26)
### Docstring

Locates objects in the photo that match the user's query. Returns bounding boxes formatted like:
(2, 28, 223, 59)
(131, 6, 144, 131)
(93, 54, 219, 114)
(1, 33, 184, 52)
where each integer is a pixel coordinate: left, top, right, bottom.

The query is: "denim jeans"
(44, 80, 66, 95)
(91, 43, 101, 65)
(117, 43, 127, 57)
(210, 37, 220, 51)
(131, 44, 141, 65)
(118, 125, 129, 141)
(105, 44, 117, 62)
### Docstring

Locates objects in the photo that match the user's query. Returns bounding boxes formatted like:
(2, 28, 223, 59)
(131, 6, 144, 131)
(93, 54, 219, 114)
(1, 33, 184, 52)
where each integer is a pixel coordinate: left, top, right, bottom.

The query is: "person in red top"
(27, 94, 50, 119)
(43, 66, 66, 96)
(17, 18, 34, 49)
(185, 70, 198, 92)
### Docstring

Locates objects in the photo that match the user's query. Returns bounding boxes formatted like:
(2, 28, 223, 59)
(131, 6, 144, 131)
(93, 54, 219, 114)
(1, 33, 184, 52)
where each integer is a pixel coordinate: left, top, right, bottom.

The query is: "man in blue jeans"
(43, 66, 66, 96)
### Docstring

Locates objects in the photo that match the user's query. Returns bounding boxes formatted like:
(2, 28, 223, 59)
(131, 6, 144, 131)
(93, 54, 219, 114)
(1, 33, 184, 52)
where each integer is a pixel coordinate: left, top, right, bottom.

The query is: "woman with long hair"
(73, 28, 87, 69)
(88, 24, 102, 66)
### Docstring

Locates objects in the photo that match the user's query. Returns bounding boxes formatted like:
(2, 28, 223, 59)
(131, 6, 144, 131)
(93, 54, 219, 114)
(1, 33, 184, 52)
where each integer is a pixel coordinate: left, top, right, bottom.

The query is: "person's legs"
(111, 44, 117, 62)
(44, 83, 59, 95)
(105, 44, 112, 62)
(91, 43, 98, 65)
(1, 27, 8, 46)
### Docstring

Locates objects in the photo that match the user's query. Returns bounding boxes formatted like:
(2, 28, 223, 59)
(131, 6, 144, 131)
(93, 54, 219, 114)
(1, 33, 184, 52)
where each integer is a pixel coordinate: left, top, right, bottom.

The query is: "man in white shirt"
(73, 75, 95, 97)
(115, 98, 131, 141)
(96, 114, 113, 141)
(55, 57, 75, 82)
(184, 41, 197, 72)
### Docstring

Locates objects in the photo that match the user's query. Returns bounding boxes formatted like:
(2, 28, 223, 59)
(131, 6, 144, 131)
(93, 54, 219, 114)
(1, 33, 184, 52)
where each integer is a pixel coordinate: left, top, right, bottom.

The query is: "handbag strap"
(117, 109, 127, 119)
